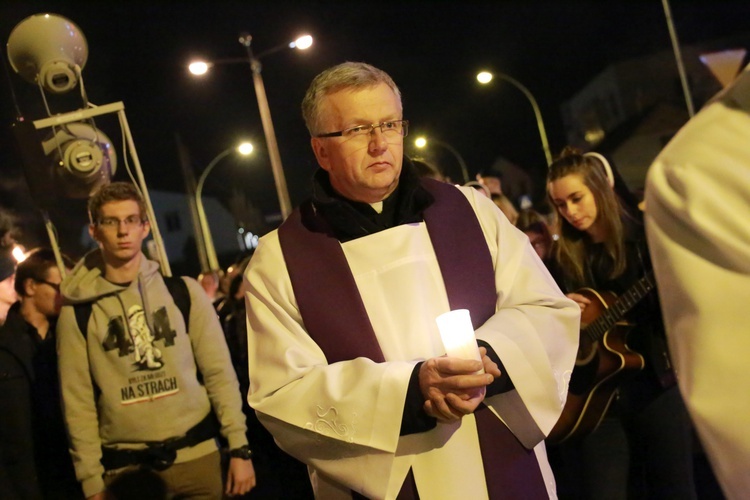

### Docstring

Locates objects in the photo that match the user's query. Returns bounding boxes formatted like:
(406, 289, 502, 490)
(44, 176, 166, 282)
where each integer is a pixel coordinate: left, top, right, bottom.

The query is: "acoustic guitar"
(547, 271, 655, 444)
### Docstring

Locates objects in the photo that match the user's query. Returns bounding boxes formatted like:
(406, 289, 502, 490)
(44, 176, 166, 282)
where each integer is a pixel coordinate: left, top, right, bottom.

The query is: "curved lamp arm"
(195, 148, 234, 272)
(495, 72, 552, 167)
(431, 139, 470, 183)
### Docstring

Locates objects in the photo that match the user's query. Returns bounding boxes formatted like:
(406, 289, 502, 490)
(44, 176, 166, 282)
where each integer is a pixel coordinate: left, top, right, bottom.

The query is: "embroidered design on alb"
(558, 369, 573, 404)
(305, 406, 356, 442)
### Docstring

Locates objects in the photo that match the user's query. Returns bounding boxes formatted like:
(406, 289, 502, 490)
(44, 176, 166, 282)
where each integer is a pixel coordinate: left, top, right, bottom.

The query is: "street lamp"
(477, 70, 552, 167)
(187, 35, 312, 75)
(196, 142, 253, 272)
(414, 136, 470, 183)
(188, 34, 313, 220)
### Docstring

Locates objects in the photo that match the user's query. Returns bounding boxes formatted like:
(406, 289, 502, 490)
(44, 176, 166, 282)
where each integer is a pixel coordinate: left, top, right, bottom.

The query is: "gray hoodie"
(57, 251, 247, 497)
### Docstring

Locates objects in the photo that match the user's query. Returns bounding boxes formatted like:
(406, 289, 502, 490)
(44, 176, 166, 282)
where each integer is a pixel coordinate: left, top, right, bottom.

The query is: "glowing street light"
(196, 142, 253, 272)
(414, 136, 469, 183)
(290, 35, 313, 50)
(477, 71, 493, 84)
(188, 61, 210, 76)
(477, 70, 552, 167)
(188, 34, 313, 219)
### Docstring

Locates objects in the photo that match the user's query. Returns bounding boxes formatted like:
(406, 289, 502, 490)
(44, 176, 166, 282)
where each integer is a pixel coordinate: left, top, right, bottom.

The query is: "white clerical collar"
(369, 201, 384, 214)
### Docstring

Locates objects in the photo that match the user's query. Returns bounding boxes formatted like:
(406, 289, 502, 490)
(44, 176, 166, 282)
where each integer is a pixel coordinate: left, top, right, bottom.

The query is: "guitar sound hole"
(576, 338, 598, 365)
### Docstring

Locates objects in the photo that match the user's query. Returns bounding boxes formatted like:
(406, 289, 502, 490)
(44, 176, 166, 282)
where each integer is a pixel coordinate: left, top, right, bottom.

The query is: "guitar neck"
(584, 271, 655, 342)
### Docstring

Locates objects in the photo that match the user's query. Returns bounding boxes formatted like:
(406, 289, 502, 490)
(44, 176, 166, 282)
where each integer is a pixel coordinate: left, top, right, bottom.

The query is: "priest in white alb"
(244, 62, 580, 499)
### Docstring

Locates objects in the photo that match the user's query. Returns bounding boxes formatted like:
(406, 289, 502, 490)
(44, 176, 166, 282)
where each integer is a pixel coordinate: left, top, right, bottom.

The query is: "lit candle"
(436, 309, 484, 373)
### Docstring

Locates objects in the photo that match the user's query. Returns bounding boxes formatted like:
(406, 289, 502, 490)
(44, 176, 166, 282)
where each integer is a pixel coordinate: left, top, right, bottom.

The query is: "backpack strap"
(163, 276, 191, 330)
(74, 302, 93, 339)
(162, 275, 205, 385)
(72, 301, 99, 399)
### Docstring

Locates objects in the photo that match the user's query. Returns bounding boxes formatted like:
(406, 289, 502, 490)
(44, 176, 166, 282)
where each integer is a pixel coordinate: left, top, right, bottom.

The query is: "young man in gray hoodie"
(57, 182, 255, 499)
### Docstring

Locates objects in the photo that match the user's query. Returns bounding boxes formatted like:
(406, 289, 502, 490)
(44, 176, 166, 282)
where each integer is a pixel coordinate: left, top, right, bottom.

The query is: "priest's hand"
(419, 348, 499, 422)
(478, 347, 502, 379)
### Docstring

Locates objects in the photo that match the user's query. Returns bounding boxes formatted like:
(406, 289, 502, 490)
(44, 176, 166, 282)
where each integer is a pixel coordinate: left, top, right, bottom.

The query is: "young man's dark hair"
(0, 246, 15, 283)
(476, 167, 503, 180)
(0, 246, 17, 325)
(14, 248, 74, 297)
(87, 182, 147, 224)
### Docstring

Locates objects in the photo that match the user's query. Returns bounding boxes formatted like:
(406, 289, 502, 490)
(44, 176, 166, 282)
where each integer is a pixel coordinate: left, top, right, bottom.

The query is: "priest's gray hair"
(302, 61, 401, 136)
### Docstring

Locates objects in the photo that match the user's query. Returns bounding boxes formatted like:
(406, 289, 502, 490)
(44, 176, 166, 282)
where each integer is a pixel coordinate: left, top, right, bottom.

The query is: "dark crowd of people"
(1, 59, 739, 500)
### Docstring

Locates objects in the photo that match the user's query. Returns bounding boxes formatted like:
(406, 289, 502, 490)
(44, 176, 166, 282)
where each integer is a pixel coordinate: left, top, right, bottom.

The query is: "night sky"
(2, 1, 749, 237)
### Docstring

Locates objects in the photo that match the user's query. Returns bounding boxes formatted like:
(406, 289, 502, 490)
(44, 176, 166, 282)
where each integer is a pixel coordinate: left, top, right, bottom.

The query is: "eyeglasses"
(35, 279, 61, 292)
(97, 215, 145, 230)
(314, 120, 409, 140)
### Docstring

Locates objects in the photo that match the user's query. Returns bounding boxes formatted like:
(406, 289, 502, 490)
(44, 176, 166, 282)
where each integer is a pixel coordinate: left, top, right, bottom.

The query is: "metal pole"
(240, 35, 293, 219)
(662, 0, 695, 117)
(175, 133, 209, 273)
(42, 211, 67, 280)
(495, 73, 552, 167)
(116, 108, 172, 276)
(432, 139, 470, 183)
(195, 148, 233, 272)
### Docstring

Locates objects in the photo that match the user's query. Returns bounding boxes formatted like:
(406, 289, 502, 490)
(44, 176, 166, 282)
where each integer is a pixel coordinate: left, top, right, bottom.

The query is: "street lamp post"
(414, 136, 470, 183)
(239, 33, 292, 219)
(661, 0, 695, 118)
(477, 71, 552, 167)
(188, 34, 312, 220)
(196, 142, 253, 272)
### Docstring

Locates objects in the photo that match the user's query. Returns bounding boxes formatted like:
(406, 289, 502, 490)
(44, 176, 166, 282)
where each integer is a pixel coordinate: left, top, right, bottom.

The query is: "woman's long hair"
(547, 147, 626, 285)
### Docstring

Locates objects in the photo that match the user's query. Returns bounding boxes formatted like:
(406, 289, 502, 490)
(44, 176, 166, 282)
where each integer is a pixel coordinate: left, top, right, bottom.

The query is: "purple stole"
(278, 178, 547, 499)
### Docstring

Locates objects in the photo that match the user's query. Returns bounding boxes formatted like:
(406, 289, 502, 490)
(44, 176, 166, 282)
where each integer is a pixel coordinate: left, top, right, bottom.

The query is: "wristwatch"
(229, 445, 253, 460)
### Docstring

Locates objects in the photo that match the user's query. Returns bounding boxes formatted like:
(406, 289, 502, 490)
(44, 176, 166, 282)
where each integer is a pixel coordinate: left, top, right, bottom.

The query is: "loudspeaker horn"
(7, 13, 88, 94)
(41, 122, 117, 199)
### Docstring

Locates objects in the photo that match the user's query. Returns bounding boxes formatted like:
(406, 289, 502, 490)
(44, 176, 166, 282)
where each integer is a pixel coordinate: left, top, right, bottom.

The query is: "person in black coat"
(0, 248, 81, 500)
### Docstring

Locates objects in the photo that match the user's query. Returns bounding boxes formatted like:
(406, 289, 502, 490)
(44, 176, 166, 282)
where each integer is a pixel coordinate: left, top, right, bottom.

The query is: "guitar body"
(547, 287, 646, 444)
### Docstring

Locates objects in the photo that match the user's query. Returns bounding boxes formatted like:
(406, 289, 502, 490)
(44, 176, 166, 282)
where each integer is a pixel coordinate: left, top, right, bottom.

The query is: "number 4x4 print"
(101, 305, 177, 371)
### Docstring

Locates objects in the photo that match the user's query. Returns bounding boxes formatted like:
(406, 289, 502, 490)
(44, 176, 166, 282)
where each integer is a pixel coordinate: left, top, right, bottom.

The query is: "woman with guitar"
(545, 148, 696, 499)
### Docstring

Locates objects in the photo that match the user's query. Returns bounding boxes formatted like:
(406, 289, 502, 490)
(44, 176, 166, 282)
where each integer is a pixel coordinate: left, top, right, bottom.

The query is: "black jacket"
(0, 304, 43, 500)
(0, 304, 81, 499)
